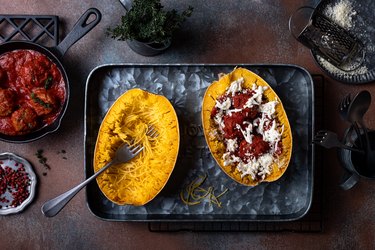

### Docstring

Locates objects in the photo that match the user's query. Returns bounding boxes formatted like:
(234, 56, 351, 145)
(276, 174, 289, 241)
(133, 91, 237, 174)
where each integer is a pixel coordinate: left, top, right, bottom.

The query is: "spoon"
(347, 91, 371, 143)
(347, 90, 374, 169)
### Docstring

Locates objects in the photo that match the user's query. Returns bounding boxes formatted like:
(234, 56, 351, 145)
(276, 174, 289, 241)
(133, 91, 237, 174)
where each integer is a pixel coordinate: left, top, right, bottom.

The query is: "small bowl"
(0, 152, 37, 215)
(126, 39, 171, 56)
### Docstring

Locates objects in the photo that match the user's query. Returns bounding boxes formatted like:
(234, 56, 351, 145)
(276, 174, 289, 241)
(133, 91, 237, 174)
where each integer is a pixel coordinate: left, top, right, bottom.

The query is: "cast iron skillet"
(0, 8, 101, 143)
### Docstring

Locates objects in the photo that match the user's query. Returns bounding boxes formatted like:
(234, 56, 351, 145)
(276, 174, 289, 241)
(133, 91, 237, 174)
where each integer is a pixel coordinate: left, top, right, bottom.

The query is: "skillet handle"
(55, 8, 102, 57)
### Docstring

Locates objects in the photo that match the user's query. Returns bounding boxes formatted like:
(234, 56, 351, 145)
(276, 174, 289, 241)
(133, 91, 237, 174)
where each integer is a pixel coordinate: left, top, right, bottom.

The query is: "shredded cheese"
(324, 0, 356, 29)
(213, 78, 283, 180)
(180, 173, 229, 207)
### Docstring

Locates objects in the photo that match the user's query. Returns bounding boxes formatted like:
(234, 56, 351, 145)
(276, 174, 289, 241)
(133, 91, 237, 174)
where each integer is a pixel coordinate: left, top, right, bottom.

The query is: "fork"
(41, 126, 159, 217)
(339, 94, 352, 121)
(312, 130, 364, 153)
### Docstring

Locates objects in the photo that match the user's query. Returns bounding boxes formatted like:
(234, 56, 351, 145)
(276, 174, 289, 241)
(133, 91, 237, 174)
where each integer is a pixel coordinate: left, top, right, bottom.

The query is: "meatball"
(11, 107, 38, 133)
(233, 91, 255, 109)
(18, 57, 51, 88)
(28, 88, 56, 115)
(0, 89, 15, 117)
(238, 135, 270, 161)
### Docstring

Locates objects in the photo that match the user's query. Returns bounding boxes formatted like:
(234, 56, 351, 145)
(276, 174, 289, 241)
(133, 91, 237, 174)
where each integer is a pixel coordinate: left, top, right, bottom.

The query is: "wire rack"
(0, 15, 59, 46)
(148, 74, 325, 232)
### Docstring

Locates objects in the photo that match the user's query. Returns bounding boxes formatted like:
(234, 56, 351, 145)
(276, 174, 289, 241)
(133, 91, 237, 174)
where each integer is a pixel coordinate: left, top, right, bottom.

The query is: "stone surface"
(0, 0, 375, 249)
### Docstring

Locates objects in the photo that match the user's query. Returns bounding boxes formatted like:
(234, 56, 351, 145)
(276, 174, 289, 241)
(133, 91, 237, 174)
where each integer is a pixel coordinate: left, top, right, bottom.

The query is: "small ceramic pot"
(126, 39, 171, 56)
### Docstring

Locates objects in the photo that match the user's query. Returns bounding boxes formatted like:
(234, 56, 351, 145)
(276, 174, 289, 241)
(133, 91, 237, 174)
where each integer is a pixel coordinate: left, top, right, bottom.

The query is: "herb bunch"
(107, 0, 193, 44)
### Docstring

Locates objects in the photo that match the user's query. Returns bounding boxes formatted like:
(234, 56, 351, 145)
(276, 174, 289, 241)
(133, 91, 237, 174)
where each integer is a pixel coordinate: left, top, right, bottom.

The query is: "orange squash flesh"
(94, 88, 180, 205)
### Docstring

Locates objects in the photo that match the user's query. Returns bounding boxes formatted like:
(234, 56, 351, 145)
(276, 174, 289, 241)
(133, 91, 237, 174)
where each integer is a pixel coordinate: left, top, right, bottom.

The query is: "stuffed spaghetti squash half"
(202, 68, 292, 186)
(94, 88, 179, 205)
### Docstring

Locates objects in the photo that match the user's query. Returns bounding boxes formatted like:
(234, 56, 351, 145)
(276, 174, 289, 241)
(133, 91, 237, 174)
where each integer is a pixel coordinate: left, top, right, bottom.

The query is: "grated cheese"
(324, 0, 357, 29)
(226, 77, 244, 96)
(317, 55, 369, 78)
(213, 78, 283, 180)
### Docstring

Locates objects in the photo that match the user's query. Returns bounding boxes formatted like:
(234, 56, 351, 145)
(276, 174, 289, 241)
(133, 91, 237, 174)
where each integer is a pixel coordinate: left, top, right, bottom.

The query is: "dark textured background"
(1, 0, 375, 249)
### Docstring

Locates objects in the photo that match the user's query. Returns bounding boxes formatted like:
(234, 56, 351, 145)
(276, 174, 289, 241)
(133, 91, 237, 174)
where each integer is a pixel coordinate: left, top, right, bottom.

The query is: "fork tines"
(314, 130, 327, 138)
(129, 125, 159, 155)
(339, 94, 351, 112)
(312, 130, 328, 144)
(129, 144, 144, 155)
(147, 125, 159, 138)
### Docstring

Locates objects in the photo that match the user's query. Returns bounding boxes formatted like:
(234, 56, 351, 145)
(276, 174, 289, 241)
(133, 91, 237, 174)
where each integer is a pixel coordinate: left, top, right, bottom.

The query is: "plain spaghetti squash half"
(94, 88, 179, 205)
(202, 68, 292, 186)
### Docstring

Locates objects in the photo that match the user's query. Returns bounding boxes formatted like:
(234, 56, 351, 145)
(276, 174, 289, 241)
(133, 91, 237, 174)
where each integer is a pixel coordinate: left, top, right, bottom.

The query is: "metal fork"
(339, 94, 351, 121)
(41, 126, 159, 217)
(312, 130, 364, 153)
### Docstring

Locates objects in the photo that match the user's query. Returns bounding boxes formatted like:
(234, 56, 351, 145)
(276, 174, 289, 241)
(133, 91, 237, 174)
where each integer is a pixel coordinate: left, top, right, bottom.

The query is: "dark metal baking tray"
(84, 64, 314, 222)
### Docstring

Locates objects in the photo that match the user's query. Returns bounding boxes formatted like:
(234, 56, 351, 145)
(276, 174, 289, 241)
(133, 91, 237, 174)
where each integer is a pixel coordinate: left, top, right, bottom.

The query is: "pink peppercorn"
(0, 160, 31, 208)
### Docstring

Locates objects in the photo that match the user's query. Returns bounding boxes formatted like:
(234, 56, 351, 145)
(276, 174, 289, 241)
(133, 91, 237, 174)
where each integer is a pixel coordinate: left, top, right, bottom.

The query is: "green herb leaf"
(44, 76, 53, 89)
(107, 0, 193, 43)
(31, 93, 51, 109)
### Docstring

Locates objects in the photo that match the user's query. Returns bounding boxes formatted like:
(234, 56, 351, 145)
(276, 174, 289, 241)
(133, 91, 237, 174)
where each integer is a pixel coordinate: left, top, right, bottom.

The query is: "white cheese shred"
(212, 78, 283, 180)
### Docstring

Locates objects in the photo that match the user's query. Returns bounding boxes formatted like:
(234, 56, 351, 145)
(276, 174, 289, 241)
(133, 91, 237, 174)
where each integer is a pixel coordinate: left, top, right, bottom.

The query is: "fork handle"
(357, 120, 371, 150)
(41, 161, 114, 217)
(340, 145, 365, 153)
(353, 122, 365, 150)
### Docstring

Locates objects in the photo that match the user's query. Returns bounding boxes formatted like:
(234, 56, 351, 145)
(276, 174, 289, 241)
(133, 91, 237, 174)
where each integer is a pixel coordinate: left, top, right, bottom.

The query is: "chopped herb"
(57, 150, 67, 160)
(35, 149, 51, 176)
(31, 93, 51, 109)
(44, 76, 53, 89)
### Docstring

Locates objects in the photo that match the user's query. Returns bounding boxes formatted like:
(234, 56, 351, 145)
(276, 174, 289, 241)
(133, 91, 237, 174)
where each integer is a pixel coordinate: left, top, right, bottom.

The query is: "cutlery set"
(313, 90, 375, 189)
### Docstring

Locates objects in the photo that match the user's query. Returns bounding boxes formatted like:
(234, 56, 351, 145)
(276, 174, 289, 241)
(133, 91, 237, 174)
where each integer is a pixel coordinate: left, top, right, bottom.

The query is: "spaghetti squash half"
(202, 68, 292, 186)
(94, 88, 179, 205)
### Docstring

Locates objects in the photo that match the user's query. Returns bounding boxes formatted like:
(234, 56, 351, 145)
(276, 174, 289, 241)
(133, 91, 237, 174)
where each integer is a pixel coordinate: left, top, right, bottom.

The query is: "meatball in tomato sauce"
(28, 88, 57, 116)
(0, 49, 66, 136)
(0, 89, 15, 117)
(11, 107, 38, 133)
(238, 135, 270, 161)
(18, 53, 56, 88)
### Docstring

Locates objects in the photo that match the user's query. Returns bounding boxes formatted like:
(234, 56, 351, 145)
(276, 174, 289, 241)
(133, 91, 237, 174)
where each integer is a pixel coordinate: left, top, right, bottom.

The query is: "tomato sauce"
(0, 50, 66, 136)
(212, 89, 283, 163)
